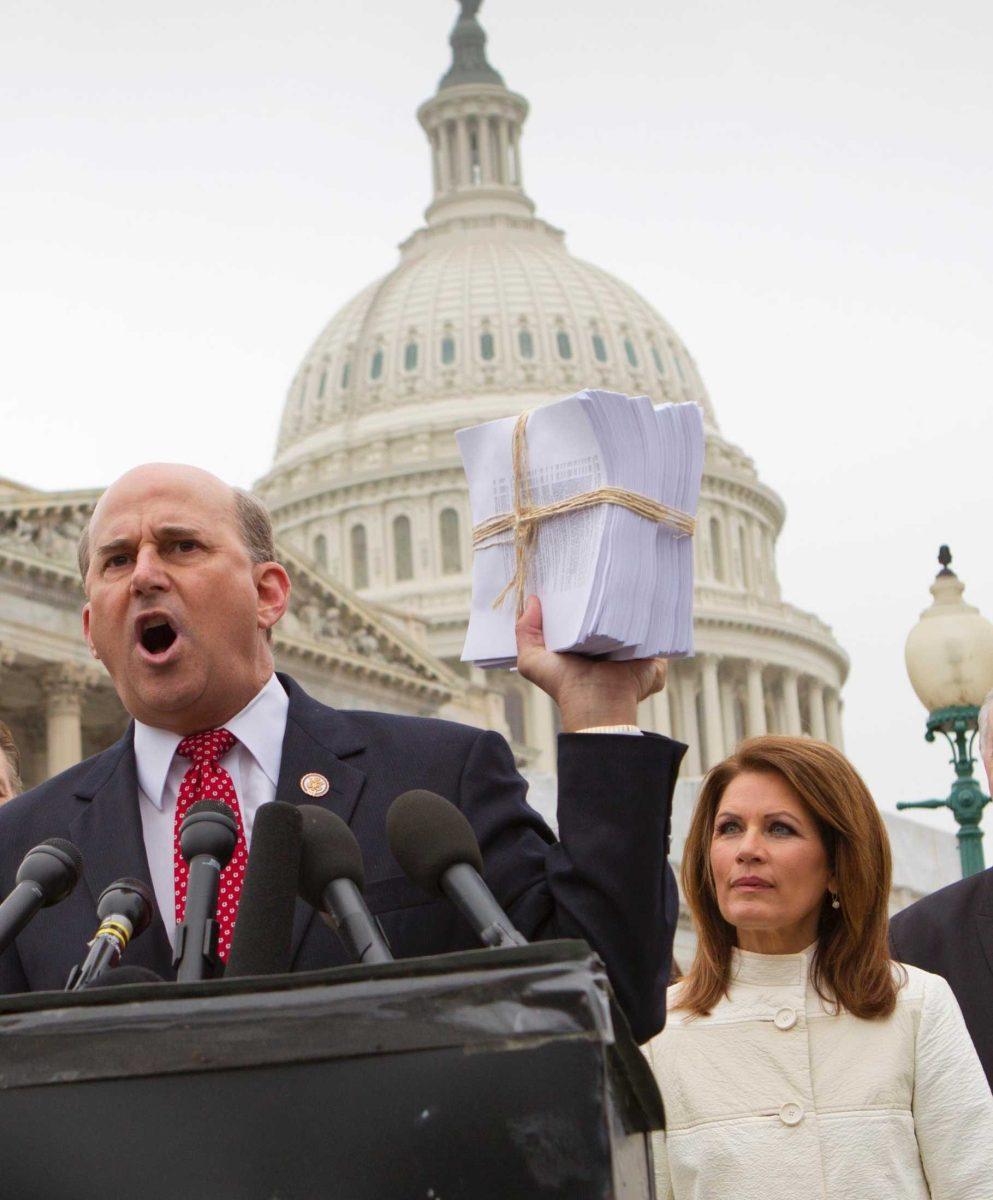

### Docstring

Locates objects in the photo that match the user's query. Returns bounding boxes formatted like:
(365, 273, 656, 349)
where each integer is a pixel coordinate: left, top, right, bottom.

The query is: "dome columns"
(641, 655, 845, 774)
(418, 86, 535, 224)
(745, 659, 767, 736)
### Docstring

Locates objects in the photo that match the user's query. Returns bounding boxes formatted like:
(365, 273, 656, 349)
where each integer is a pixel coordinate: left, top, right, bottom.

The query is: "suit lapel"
(975, 868, 993, 990)
(274, 677, 368, 963)
(66, 729, 174, 977)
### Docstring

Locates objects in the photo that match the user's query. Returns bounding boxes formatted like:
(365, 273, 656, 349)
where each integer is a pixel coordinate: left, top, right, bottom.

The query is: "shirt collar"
(730, 941, 818, 987)
(134, 674, 289, 810)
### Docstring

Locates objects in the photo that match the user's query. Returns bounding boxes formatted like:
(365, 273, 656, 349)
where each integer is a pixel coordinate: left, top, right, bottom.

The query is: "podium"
(0, 941, 662, 1199)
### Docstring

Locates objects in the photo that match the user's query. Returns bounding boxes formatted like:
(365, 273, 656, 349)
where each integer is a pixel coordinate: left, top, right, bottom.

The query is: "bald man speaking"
(0, 464, 685, 1040)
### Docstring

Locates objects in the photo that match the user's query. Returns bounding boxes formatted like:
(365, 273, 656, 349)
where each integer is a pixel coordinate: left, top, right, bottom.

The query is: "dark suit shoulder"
(0, 738, 131, 840)
(323, 708, 496, 763)
(891, 867, 993, 936)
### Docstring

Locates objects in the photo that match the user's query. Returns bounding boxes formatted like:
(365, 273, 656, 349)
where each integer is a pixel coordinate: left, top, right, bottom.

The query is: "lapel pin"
(300, 772, 330, 799)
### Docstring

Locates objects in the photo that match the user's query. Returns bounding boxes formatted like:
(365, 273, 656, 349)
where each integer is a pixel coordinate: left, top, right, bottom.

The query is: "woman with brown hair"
(644, 735, 993, 1200)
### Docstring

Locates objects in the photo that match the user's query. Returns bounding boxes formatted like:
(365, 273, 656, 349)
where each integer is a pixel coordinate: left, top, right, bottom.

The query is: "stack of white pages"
(457, 389, 705, 669)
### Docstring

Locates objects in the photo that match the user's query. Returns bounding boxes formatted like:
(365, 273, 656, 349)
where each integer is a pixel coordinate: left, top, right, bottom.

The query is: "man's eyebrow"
(94, 526, 207, 558)
(156, 525, 207, 541)
(94, 537, 134, 559)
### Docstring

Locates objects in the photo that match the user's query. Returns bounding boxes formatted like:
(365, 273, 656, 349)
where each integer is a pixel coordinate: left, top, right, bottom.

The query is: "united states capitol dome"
(257, 0, 848, 785)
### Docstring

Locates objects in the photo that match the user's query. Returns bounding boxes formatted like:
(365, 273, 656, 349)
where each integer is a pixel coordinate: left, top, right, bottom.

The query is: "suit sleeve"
(456, 726, 685, 1043)
(0, 941, 30, 995)
(913, 972, 993, 1197)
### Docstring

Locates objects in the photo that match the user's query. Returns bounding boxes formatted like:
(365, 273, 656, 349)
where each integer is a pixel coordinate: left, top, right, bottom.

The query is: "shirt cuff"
(574, 724, 643, 736)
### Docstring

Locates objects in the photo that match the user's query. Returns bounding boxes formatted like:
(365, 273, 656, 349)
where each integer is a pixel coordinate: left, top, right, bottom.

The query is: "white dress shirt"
(135, 673, 288, 938)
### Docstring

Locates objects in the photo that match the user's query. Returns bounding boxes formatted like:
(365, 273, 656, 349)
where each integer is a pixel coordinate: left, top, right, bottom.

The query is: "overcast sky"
(3, 0, 991, 842)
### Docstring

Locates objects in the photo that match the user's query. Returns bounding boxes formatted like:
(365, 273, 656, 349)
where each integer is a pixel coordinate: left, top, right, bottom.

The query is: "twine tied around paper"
(471, 410, 696, 617)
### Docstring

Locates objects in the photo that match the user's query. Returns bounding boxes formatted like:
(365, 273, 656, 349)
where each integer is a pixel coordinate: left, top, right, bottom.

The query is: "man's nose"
(130, 546, 169, 595)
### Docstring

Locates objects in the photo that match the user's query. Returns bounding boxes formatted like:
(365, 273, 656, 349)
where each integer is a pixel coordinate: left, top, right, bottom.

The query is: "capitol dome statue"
(255, 0, 849, 777)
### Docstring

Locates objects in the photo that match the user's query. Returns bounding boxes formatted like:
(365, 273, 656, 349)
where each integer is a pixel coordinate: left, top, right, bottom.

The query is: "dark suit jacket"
(0, 675, 684, 1042)
(889, 866, 993, 1090)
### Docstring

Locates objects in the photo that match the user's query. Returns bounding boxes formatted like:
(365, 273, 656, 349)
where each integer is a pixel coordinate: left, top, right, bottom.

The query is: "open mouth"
(139, 617, 178, 656)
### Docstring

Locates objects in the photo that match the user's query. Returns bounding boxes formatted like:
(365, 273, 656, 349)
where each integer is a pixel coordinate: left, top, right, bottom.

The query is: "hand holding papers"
(457, 390, 705, 670)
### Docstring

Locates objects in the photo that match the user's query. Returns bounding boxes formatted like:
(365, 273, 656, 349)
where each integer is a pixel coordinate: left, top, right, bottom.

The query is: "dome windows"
(370, 349, 384, 380)
(556, 331, 573, 360)
(440, 507, 462, 574)
(650, 342, 665, 374)
(518, 329, 534, 359)
(440, 335, 456, 365)
(624, 338, 639, 368)
(392, 515, 413, 582)
(403, 341, 419, 371)
(313, 534, 328, 570)
(317, 368, 328, 399)
(350, 524, 369, 590)
(480, 331, 496, 361)
(591, 334, 608, 363)
(340, 362, 351, 390)
(709, 516, 726, 582)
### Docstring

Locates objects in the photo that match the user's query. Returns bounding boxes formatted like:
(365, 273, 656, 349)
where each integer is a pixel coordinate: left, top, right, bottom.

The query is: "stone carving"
(40, 662, 96, 704)
(277, 573, 427, 678)
(0, 511, 87, 570)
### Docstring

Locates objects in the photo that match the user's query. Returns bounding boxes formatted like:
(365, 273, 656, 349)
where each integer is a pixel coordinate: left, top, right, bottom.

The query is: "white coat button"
(779, 1102, 804, 1126)
(774, 1006, 798, 1030)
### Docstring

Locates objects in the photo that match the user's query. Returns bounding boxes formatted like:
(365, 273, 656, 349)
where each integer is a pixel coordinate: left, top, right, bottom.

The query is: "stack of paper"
(457, 389, 705, 669)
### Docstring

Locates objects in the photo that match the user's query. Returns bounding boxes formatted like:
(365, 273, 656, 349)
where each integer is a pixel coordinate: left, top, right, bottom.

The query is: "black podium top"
(0, 939, 661, 1125)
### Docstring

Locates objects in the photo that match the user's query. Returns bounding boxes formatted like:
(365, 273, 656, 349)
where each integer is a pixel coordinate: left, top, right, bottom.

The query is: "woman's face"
(709, 770, 836, 954)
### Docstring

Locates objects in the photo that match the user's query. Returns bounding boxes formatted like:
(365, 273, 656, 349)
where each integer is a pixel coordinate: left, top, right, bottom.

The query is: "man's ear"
(256, 563, 291, 633)
(81, 603, 101, 660)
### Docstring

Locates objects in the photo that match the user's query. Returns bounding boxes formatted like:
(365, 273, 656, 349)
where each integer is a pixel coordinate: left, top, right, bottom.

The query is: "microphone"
(298, 805, 394, 965)
(173, 800, 238, 983)
(81, 965, 165, 988)
(226, 801, 303, 978)
(387, 790, 527, 949)
(66, 877, 154, 991)
(0, 838, 83, 954)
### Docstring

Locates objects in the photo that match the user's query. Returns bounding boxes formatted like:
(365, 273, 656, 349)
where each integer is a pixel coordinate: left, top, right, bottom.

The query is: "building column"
(530, 688, 558, 775)
(807, 679, 827, 741)
(675, 670, 702, 776)
(781, 668, 803, 736)
(42, 664, 88, 777)
(437, 123, 452, 192)
(745, 659, 767, 736)
(719, 673, 738, 755)
(455, 118, 471, 187)
(497, 118, 510, 184)
(651, 683, 672, 738)
(478, 115, 493, 182)
(700, 654, 725, 769)
(825, 689, 844, 750)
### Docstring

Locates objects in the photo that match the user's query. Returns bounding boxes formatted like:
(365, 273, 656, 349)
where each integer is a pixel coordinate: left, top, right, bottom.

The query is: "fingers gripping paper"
(457, 389, 705, 669)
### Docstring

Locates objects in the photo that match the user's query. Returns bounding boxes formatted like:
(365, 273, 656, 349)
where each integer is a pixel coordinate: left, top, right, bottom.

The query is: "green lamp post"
(898, 547, 993, 877)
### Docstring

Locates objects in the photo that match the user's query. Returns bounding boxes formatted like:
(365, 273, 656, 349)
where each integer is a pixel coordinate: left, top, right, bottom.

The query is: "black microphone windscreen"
(179, 800, 238, 866)
(225, 801, 303, 978)
(96, 877, 154, 936)
(298, 805, 365, 906)
(80, 965, 165, 989)
(41, 838, 84, 879)
(386, 790, 483, 897)
(15, 838, 85, 905)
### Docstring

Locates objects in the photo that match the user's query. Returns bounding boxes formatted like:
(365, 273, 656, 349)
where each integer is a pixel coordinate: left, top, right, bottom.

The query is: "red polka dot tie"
(173, 728, 247, 962)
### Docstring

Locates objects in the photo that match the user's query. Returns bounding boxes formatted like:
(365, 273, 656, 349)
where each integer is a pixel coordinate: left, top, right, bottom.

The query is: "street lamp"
(899, 547, 993, 876)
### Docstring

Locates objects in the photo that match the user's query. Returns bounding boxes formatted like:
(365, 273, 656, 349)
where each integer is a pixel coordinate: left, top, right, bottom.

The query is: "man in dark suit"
(0, 464, 684, 1041)
(889, 694, 993, 1089)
